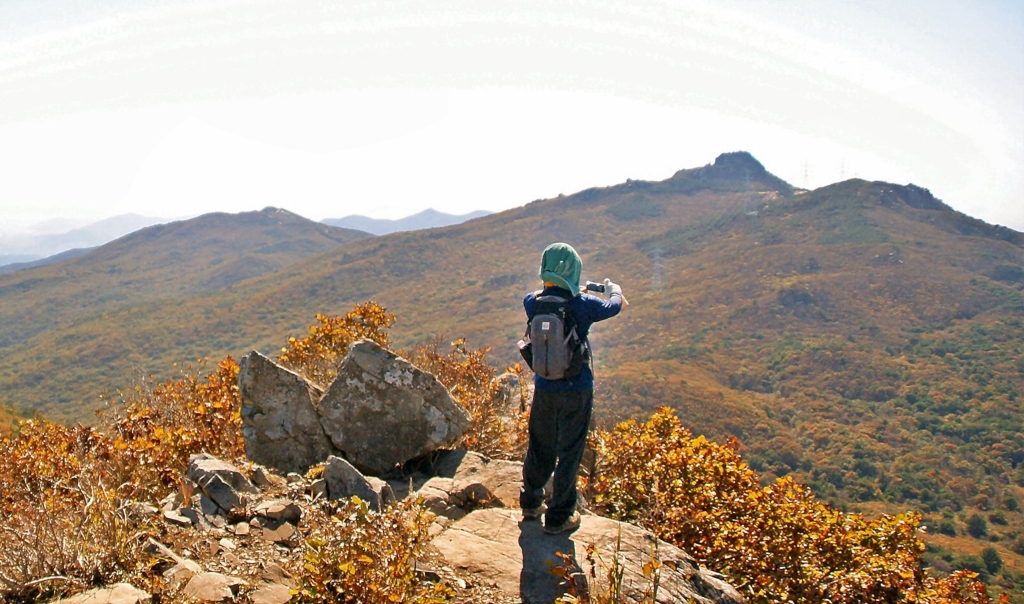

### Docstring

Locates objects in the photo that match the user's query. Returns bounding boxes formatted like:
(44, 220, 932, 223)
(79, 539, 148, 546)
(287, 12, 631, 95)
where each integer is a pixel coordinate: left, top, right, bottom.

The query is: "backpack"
(520, 294, 588, 380)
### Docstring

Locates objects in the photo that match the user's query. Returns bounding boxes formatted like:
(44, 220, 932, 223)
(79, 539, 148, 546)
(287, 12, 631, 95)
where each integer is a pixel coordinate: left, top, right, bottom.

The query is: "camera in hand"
(585, 281, 605, 293)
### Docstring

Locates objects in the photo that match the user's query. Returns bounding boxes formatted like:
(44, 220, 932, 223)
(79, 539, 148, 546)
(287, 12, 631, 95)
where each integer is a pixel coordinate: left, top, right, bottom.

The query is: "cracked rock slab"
(431, 508, 743, 604)
(238, 350, 335, 475)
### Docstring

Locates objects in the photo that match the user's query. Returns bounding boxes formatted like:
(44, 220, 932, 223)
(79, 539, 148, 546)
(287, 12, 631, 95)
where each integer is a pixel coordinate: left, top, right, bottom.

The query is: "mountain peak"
(712, 151, 768, 176)
(664, 151, 793, 196)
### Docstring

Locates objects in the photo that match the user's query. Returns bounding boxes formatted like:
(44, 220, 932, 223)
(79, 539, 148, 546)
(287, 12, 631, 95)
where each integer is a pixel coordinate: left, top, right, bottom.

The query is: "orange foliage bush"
(589, 407, 999, 604)
(297, 496, 453, 603)
(104, 357, 243, 490)
(278, 303, 395, 387)
(0, 422, 147, 600)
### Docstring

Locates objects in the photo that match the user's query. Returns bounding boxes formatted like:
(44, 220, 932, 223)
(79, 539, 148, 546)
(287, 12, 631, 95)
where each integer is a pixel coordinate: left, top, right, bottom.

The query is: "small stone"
(311, 478, 328, 500)
(285, 472, 303, 484)
(131, 502, 160, 517)
(163, 560, 201, 587)
(251, 466, 279, 489)
(261, 522, 297, 544)
(255, 499, 302, 524)
(178, 507, 201, 525)
(261, 562, 295, 587)
(163, 509, 193, 527)
(159, 493, 178, 512)
(323, 455, 395, 511)
(206, 514, 226, 529)
(222, 552, 242, 566)
(218, 537, 237, 551)
(233, 521, 250, 536)
(182, 572, 246, 602)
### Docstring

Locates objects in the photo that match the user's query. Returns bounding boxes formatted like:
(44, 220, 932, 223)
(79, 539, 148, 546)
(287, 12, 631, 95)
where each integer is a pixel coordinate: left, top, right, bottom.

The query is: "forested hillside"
(0, 207, 368, 419)
(1, 153, 1021, 584)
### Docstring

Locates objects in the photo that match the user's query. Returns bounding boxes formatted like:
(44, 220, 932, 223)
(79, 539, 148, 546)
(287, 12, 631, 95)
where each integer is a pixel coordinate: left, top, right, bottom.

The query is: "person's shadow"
(518, 519, 590, 604)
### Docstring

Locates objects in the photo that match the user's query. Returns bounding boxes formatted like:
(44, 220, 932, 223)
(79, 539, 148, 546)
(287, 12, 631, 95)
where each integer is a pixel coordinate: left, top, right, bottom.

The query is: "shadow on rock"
(518, 519, 588, 604)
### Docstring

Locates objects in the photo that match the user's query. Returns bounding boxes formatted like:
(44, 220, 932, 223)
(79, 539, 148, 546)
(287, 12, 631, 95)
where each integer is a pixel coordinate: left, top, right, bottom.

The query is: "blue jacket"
(524, 285, 622, 391)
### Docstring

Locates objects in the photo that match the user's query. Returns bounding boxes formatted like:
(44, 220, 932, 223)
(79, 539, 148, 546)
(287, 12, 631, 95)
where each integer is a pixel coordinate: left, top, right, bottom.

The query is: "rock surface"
(238, 351, 335, 474)
(431, 508, 743, 604)
(433, 449, 523, 509)
(323, 455, 395, 510)
(317, 340, 470, 474)
(57, 583, 151, 604)
(187, 454, 256, 513)
(182, 572, 246, 602)
(254, 499, 302, 525)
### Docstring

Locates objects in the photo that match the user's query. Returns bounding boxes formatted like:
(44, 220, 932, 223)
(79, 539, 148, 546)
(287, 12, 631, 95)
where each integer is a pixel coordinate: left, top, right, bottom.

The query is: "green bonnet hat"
(539, 242, 582, 296)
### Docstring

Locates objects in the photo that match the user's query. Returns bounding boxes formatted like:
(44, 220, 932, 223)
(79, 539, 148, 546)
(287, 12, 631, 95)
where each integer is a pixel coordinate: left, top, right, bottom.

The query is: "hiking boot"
(543, 511, 581, 535)
(522, 504, 545, 521)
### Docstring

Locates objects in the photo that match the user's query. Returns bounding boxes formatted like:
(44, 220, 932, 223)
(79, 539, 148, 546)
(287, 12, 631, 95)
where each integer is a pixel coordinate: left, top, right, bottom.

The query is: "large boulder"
(431, 509, 743, 604)
(238, 351, 336, 474)
(317, 340, 471, 475)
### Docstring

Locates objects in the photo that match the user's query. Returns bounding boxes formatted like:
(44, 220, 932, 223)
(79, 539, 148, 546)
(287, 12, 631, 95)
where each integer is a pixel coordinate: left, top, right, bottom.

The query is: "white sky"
(1, 0, 1022, 233)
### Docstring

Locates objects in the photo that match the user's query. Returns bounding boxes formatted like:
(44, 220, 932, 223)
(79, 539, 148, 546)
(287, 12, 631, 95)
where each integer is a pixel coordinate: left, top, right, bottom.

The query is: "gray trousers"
(519, 388, 593, 526)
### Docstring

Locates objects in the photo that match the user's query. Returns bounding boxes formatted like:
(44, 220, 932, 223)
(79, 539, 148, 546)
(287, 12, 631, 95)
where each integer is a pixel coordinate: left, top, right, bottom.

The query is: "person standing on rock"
(519, 242, 625, 534)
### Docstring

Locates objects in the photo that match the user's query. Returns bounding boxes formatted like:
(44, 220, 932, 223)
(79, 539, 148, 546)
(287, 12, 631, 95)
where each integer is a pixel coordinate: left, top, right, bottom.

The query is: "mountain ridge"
(0, 207, 369, 349)
(0, 213, 171, 262)
(322, 208, 490, 235)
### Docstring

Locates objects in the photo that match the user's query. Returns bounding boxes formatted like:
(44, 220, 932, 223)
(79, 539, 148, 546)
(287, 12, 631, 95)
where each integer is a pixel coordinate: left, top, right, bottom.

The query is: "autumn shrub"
(103, 357, 244, 491)
(910, 571, 1009, 604)
(296, 496, 453, 603)
(0, 421, 150, 601)
(588, 407, 998, 604)
(278, 303, 395, 387)
(553, 532, 664, 604)
(409, 337, 530, 459)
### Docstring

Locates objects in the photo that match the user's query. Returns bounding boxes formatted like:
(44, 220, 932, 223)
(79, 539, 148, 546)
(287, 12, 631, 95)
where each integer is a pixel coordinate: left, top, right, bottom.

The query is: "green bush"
(980, 547, 1002, 574)
(935, 519, 957, 536)
(966, 513, 988, 538)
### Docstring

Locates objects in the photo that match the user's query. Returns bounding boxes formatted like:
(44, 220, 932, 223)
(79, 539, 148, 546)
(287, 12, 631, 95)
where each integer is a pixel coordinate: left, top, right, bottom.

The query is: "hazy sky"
(1, 0, 1022, 234)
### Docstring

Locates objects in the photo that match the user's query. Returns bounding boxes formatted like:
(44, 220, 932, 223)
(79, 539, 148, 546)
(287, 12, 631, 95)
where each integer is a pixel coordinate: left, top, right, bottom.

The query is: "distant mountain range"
(0, 214, 170, 265)
(1, 153, 1022, 564)
(1, 208, 490, 272)
(322, 208, 490, 235)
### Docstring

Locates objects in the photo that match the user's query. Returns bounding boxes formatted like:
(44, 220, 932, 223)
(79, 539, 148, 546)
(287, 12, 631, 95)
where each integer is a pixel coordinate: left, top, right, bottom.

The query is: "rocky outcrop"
(58, 338, 741, 604)
(57, 450, 741, 604)
(317, 340, 471, 475)
(238, 351, 335, 474)
(239, 342, 469, 476)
